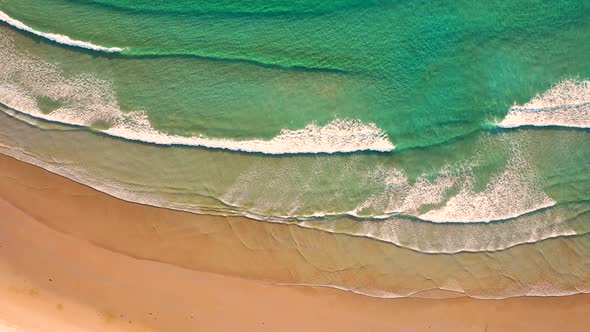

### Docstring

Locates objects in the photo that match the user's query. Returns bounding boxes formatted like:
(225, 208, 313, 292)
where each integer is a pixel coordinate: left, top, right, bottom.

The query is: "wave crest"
(0, 30, 393, 154)
(0, 11, 123, 52)
(498, 78, 590, 129)
(418, 148, 556, 223)
(106, 116, 395, 154)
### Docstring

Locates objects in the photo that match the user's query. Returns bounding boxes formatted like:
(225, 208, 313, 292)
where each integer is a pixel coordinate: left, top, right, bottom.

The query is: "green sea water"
(0, 0, 589, 298)
(2, 0, 589, 146)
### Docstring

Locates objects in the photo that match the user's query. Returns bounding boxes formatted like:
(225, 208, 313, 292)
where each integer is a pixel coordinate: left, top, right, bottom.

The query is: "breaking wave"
(498, 78, 590, 129)
(0, 31, 393, 154)
(0, 11, 123, 52)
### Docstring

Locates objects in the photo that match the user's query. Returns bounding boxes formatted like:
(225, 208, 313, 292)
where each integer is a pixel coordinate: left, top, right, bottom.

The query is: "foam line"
(105, 116, 395, 154)
(0, 88, 394, 153)
(498, 78, 590, 129)
(0, 11, 123, 52)
(0, 30, 394, 154)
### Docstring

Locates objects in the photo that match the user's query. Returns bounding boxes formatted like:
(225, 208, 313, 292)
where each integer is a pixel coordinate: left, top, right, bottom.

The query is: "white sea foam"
(419, 151, 555, 223)
(105, 116, 395, 154)
(0, 31, 394, 154)
(348, 206, 577, 254)
(349, 140, 556, 224)
(268, 280, 588, 300)
(498, 78, 590, 128)
(0, 11, 123, 52)
(351, 165, 462, 218)
(219, 131, 558, 225)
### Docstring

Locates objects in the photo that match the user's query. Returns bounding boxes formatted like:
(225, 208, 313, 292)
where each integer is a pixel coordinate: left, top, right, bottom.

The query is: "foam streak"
(0, 31, 393, 154)
(498, 78, 590, 129)
(0, 11, 123, 52)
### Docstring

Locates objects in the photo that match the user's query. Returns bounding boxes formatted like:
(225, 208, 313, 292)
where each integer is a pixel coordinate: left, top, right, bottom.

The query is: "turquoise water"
(0, 0, 589, 298)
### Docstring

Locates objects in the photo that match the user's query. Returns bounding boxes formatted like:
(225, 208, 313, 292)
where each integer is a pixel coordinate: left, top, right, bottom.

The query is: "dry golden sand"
(0, 153, 589, 331)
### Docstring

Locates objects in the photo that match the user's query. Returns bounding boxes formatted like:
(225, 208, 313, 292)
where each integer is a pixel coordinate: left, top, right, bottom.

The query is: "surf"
(0, 126, 584, 257)
(0, 30, 393, 155)
(0, 11, 123, 53)
(498, 78, 590, 129)
(0, 90, 395, 154)
(0, 10, 348, 73)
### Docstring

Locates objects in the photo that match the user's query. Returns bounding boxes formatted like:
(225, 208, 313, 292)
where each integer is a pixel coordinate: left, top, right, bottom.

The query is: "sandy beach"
(1, 153, 589, 331)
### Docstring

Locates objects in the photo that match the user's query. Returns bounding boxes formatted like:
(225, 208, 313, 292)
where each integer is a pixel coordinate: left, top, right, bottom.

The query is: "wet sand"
(1, 153, 589, 331)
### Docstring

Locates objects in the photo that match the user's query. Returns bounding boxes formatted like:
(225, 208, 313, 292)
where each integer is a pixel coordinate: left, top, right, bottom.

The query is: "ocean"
(0, 0, 589, 298)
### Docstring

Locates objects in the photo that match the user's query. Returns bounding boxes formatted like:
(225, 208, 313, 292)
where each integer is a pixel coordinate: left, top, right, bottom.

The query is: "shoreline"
(1, 153, 590, 331)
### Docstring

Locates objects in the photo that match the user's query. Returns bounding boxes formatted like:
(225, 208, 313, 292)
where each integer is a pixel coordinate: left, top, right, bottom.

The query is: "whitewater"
(498, 78, 590, 129)
(1, 109, 586, 257)
(0, 29, 393, 154)
(2, 9, 588, 145)
(0, 11, 123, 52)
